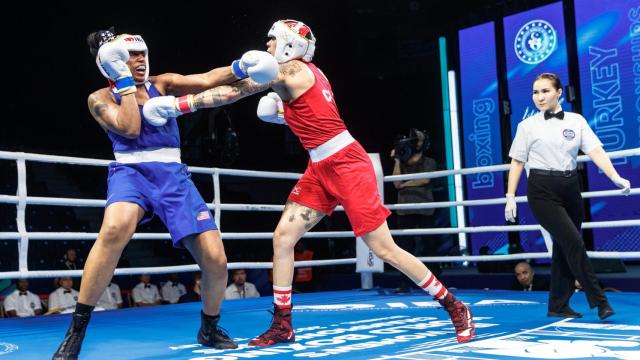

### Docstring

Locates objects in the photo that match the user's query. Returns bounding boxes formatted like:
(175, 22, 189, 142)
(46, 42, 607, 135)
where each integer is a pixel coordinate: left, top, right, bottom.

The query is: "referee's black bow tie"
(544, 110, 564, 120)
(19, 291, 27, 296)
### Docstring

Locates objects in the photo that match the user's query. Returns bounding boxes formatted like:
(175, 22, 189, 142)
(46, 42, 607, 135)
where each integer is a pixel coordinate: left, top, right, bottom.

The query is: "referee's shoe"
(598, 301, 614, 320)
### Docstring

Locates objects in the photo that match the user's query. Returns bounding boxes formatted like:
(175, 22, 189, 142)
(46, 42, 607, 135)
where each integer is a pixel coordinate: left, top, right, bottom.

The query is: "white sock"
(417, 270, 448, 300)
(273, 285, 292, 307)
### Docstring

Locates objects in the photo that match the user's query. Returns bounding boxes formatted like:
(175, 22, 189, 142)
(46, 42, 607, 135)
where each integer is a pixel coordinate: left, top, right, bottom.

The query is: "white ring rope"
(385, 148, 640, 182)
(2, 219, 638, 242)
(2, 188, 637, 211)
(0, 259, 357, 280)
(0, 148, 638, 280)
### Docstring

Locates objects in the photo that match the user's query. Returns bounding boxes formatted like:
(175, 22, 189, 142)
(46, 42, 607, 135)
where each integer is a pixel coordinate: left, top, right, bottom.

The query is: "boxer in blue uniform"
(52, 28, 278, 360)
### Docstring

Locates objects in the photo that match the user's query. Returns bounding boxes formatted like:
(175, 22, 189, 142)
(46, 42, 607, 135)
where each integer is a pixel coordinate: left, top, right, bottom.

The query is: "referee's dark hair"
(534, 72, 563, 91)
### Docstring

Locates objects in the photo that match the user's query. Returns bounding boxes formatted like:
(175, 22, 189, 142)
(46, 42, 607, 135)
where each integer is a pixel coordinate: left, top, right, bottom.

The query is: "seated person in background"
(193, 272, 202, 295)
(97, 281, 123, 310)
(180, 272, 202, 303)
(224, 269, 260, 300)
(161, 273, 187, 304)
(59, 248, 82, 270)
(512, 261, 549, 291)
(132, 274, 161, 307)
(293, 242, 314, 293)
(4, 279, 43, 317)
(49, 277, 79, 314)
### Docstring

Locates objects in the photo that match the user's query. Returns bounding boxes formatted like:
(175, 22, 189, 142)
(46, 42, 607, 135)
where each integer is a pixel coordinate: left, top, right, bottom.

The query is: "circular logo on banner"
(514, 20, 557, 64)
(563, 129, 575, 140)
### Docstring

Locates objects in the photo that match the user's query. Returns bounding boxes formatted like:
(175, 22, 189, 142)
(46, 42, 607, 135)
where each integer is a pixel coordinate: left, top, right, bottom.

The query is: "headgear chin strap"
(268, 19, 316, 63)
(96, 34, 150, 85)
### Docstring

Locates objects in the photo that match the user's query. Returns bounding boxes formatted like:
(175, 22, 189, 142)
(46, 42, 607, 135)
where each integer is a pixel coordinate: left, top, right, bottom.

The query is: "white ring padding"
(16, 158, 28, 273)
(385, 147, 640, 182)
(0, 258, 356, 280)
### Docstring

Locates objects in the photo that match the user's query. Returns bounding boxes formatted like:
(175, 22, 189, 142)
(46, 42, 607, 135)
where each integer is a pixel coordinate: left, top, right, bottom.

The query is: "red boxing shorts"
(288, 141, 391, 236)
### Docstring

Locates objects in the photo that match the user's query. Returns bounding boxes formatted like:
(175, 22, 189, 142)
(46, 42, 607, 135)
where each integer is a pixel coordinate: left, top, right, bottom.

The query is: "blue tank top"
(108, 82, 180, 152)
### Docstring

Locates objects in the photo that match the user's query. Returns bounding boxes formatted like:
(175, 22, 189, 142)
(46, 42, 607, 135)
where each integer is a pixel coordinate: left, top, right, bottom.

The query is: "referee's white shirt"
(161, 281, 187, 304)
(132, 282, 161, 304)
(97, 282, 123, 310)
(48, 287, 79, 313)
(509, 108, 602, 171)
(3, 290, 42, 317)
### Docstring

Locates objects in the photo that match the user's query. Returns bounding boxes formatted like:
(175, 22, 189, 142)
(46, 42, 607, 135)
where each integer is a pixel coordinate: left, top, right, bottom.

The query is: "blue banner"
(459, 22, 507, 255)
(503, 2, 571, 253)
(575, 0, 640, 251)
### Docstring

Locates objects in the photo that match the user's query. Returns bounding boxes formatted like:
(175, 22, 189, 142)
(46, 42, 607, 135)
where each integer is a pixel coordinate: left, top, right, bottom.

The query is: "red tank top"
(283, 62, 347, 150)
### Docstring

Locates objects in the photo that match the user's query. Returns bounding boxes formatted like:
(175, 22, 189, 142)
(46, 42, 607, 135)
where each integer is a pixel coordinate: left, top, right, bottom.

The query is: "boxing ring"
(1, 148, 639, 359)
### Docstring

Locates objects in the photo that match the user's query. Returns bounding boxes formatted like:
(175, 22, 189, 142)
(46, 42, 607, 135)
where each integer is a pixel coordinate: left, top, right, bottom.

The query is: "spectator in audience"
(161, 273, 187, 304)
(293, 241, 314, 293)
(49, 277, 79, 314)
(184, 272, 202, 302)
(132, 274, 161, 307)
(193, 272, 202, 296)
(512, 261, 549, 291)
(224, 269, 260, 300)
(59, 248, 81, 270)
(391, 129, 439, 261)
(391, 129, 440, 293)
(97, 281, 123, 310)
(3, 279, 43, 317)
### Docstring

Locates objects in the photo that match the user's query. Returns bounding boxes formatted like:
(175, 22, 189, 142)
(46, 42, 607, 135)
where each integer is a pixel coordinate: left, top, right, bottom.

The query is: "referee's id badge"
(563, 129, 575, 140)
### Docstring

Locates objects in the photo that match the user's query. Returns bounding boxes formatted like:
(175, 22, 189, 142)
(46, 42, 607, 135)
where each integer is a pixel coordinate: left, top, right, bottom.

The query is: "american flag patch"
(196, 211, 210, 221)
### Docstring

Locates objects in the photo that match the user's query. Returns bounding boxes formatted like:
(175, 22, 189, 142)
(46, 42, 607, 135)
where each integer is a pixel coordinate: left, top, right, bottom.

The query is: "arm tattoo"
(193, 88, 224, 109)
(280, 61, 303, 77)
(193, 79, 271, 109)
(235, 78, 272, 97)
(88, 95, 108, 118)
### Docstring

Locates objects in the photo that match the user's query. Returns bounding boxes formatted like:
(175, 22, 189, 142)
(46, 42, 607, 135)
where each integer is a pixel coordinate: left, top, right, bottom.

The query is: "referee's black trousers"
(527, 172, 607, 311)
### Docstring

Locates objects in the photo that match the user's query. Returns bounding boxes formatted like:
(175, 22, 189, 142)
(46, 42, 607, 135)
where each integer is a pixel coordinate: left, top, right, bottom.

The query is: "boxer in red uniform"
(144, 19, 475, 346)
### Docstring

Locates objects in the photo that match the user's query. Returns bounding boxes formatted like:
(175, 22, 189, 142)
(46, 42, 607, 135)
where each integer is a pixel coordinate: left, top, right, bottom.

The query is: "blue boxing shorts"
(105, 162, 217, 248)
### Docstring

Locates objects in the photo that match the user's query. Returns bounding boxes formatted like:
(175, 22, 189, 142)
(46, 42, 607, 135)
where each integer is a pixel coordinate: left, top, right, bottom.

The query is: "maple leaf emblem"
(276, 294, 290, 304)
